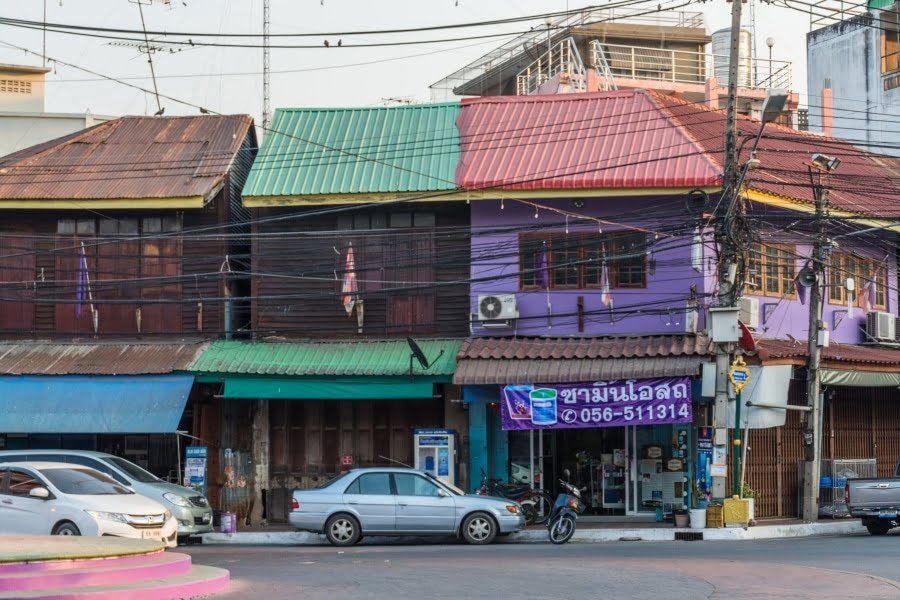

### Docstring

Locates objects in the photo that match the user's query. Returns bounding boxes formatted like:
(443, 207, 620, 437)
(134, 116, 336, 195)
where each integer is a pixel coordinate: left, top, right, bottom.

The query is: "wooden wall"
(746, 380, 900, 518)
(251, 203, 471, 339)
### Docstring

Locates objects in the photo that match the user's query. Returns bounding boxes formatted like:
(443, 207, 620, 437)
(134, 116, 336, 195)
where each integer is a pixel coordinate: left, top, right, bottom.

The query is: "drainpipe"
(821, 84, 833, 137)
(221, 255, 233, 339)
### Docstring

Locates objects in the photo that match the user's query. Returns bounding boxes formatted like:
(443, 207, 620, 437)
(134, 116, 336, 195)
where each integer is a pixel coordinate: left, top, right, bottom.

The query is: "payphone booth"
(413, 428, 456, 487)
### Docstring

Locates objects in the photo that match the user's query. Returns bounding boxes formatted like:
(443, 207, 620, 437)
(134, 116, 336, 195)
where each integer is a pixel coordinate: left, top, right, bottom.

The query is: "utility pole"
(711, 0, 746, 500)
(802, 169, 828, 522)
(263, 0, 271, 132)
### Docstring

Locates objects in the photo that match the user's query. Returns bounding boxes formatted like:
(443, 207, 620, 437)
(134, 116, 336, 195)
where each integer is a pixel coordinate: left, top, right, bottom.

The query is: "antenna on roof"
(125, 0, 173, 115)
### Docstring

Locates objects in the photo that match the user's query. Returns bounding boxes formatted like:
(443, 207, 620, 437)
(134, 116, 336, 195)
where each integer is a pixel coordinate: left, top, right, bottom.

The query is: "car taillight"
(844, 483, 850, 504)
(291, 499, 300, 511)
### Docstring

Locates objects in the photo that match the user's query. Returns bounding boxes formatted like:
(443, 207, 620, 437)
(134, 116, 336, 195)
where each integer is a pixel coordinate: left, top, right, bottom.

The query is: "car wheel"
(461, 512, 496, 545)
(324, 514, 361, 547)
(866, 520, 891, 536)
(53, 521, 81, 536)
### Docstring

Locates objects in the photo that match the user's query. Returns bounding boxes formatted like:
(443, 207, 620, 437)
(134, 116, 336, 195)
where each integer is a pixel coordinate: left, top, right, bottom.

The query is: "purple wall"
(470, 197, 897, 344)
(470, 197, 706, 337)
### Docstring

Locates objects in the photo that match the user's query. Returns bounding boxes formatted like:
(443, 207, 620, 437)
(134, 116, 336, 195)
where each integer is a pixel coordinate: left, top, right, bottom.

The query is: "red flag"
(341, 244, 358, 317)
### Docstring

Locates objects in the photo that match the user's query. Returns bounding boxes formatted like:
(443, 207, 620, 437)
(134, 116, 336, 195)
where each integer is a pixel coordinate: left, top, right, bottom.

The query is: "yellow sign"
(728, 356, 751, 393)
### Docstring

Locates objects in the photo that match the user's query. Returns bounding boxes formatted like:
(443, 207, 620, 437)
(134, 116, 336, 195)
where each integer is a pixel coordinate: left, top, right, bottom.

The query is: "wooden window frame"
(883, 9, 900, 76)
(519, 231, 647, 291)
(745, 243, 796, 298)
(828, 252, 887, 310)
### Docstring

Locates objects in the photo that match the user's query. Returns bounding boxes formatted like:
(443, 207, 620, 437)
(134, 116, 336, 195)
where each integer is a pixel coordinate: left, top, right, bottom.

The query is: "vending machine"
(413, 429, 456, 487)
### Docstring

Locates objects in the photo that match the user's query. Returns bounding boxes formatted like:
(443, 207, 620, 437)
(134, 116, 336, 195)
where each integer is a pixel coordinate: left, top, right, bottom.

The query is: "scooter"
(547, 470, 586, 544)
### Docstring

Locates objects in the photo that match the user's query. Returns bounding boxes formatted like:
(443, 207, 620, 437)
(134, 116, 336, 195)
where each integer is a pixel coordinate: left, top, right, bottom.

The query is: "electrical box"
(413, 429, 456, 487)
(708, 307, 740, 343)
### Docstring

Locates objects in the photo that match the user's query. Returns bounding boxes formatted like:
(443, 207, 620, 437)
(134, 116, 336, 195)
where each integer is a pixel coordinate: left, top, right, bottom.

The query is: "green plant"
(740, 481, 755, 498)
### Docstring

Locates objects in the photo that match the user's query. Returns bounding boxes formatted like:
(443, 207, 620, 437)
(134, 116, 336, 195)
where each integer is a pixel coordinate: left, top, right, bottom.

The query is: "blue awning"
(0, 375, 194, 433)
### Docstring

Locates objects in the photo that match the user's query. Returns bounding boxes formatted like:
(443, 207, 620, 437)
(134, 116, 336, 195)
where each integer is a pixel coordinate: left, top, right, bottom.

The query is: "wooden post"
(250, 399, 270, 526)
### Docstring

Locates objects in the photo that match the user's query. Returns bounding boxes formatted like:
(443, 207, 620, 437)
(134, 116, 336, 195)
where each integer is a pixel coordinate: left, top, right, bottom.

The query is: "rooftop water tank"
(711, 28, 753, 88)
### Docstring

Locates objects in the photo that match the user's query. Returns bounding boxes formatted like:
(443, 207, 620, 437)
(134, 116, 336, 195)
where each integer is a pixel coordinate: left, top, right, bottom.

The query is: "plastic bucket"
(689, 508, 707, 529)
(220, 511, 236, 533)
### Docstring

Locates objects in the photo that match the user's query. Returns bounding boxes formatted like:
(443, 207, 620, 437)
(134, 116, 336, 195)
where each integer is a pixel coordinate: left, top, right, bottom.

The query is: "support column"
(250, 398, 269, 526)
(467, 401, 488, 493)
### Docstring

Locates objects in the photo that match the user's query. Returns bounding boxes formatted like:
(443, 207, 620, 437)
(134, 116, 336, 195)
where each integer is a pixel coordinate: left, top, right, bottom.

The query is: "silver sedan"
(289, 467, 525, 546)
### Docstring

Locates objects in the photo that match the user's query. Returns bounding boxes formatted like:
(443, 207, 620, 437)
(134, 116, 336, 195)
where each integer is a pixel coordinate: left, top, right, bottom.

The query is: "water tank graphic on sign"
(711, 28, 753, 88)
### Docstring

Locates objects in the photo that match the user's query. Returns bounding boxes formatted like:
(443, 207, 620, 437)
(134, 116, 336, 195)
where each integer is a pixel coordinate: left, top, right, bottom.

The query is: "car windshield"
(316, 471, 352, 490)
(425, 472, 465, 496)
(101, 456, 159, 483)
(41, 467, 133, 495)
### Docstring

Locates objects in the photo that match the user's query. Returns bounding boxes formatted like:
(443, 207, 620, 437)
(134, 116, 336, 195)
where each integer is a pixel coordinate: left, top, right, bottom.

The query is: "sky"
(0, 0, 817, 124)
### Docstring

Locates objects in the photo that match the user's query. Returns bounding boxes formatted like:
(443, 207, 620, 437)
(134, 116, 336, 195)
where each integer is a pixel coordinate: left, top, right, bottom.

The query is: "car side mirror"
(29, 487, 50, 499)
(437, 489, 448, 497)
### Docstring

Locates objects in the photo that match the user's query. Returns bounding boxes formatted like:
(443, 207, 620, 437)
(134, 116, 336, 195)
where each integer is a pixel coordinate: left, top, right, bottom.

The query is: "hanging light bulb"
(565, 214, 569, 234)
(534, 206, 539, 219)
(500, 198, 504, 210)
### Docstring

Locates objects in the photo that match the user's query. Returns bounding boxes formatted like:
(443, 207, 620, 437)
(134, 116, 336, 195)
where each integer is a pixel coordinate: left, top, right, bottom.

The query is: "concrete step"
(0, 551, 192, 593)
(0, 564, 230, 600)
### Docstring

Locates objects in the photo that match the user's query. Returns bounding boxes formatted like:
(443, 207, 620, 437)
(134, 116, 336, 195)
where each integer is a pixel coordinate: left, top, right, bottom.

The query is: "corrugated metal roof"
(650, 92, 900, 217)
(454, 356, 703, 385)
(243, 103, 460, 197)
(0, 115, 254, 201)
(455, 91, 721, 190)
(0, 342, 208, 375)
(453, 335, 713, 384)
(759, 338, 900, 366)
(191, 339, 463, 376)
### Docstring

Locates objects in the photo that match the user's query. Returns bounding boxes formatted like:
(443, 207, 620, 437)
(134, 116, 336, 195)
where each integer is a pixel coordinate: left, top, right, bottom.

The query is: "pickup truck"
(844, 460, 900, 535)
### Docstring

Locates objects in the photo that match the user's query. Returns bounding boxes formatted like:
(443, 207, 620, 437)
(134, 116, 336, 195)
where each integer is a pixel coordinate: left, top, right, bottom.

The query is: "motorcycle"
(547, 470, 586, 544)
(476, 469, 553, 525)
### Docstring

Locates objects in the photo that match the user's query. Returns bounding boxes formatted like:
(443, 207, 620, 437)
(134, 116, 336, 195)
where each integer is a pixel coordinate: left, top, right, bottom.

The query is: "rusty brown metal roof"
(0, 342, 208, 375)
(453, 335, 713, 384)
(758, 338, 900, 367)
(0, 115, 254, 202)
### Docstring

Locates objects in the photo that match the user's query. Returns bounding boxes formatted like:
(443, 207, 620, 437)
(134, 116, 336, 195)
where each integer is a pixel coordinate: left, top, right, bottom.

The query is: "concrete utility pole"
(711, 0, 746, 500)
(802, 167, 828, 522)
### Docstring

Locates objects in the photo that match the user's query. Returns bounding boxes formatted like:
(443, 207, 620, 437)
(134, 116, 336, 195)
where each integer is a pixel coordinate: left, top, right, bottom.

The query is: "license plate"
(142, 529, 162, 540)
(878, 511, 897, 519)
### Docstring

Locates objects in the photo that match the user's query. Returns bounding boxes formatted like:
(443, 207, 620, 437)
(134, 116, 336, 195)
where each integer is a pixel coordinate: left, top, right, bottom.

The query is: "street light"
(765, 37, 775, 85)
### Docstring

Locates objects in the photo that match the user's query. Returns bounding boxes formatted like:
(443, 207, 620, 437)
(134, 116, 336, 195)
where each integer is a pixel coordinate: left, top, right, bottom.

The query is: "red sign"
(341, 455, 353, 466)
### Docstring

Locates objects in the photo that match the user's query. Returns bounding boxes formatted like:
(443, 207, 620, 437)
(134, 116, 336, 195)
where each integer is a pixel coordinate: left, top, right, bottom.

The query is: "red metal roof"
(458, 335, 714, 359)
(650, 92, 900, 218)
(757, 338, 900, 366)
(455, 91, 721, 190)
(0, 115, 254, 202)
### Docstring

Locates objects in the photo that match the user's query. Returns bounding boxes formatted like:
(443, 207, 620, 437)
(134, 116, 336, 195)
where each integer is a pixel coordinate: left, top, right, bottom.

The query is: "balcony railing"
(516, 37, 586, 95)
(590, 42, 792, 91)
(808, 0, 868, 29)
(429, 4, 705, 99)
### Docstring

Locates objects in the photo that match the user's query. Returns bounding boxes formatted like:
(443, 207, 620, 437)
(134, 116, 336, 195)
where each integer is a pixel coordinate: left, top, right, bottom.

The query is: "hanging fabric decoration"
(600, 243, 613, 313)
(537, 242, 552, 327)
(857, 279, 876, 315)
(341, 243, 358, 318)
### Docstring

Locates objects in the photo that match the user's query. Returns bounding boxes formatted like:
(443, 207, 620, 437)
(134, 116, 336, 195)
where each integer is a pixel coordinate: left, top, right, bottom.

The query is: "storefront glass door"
(626, 425, 662, 515)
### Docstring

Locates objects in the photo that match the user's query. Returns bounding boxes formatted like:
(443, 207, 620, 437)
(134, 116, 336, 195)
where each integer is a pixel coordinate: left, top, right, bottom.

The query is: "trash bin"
(706, 503, 724, 528)
(220, 511, 236, 533)
(689, 508, 707, 529)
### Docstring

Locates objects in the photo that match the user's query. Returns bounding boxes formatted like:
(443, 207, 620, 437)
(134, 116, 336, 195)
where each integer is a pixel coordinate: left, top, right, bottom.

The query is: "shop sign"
(501, 377, 692, 431)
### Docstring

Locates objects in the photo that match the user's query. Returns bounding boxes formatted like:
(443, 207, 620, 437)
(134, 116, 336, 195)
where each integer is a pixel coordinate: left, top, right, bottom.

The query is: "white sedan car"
(0, 462, 177, 548)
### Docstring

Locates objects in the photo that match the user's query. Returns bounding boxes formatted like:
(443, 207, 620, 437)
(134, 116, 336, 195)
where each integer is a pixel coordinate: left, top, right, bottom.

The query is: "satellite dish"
(406, 337, 445, 377)
(796, 267, 817, 288)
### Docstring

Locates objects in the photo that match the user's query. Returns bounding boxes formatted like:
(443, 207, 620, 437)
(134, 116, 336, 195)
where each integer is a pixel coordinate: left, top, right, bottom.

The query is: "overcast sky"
(0, 1, 815, 123)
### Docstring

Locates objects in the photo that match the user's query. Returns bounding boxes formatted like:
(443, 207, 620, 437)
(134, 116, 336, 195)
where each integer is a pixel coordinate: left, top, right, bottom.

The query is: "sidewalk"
(199, 518, 867, 545)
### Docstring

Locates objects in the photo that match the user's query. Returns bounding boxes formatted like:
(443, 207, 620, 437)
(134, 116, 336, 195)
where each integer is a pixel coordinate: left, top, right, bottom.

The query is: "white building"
(0, 63, 114, 158)
(807, 2, 900, 156)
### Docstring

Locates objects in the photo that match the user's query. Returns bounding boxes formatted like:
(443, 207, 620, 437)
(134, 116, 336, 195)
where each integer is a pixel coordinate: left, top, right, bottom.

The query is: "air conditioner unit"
(866, 311, 895, 342)
(477, 294, 518, 327)
(738, 296, 760, 330)
(895, 317, 900, 343)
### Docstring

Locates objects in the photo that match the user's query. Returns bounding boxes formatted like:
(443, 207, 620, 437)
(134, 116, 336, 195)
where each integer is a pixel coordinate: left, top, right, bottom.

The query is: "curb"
(199, 520, 867, 545)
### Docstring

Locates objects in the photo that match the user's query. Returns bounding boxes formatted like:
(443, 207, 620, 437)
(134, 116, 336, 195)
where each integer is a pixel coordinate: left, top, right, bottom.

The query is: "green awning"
(221, 375, 448, 400)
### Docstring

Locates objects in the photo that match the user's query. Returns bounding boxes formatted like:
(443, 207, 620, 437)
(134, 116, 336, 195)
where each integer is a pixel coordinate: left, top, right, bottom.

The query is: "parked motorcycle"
(477, 469, 553, 525)
(547, 471, 586, 544)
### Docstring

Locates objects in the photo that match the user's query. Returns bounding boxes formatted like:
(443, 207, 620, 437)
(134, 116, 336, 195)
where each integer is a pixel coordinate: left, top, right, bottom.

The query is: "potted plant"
(741, 481, 756, 524)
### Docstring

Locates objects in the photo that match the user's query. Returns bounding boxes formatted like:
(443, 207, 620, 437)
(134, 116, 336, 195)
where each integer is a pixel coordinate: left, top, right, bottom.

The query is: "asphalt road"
(184, 533, 900, 600)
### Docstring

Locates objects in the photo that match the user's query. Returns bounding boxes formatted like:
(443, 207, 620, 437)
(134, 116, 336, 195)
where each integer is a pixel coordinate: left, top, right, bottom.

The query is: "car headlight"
(86, 510, 129, 523)
(505, 505, 520, 514)
(163, 492, 192, 507)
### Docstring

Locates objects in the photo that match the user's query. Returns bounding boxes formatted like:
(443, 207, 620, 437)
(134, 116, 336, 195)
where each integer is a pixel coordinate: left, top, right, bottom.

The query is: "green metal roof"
(243, 103, 461, 197)
(868, 0, 894, 9)
(190, 339, 463, 377)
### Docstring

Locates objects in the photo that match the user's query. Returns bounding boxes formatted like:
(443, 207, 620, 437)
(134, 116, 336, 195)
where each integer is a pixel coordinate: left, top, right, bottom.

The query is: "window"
(393, 473, 442, 497)
(883, 10, 900, 75)
(829, 253, 887, 309)
(520, 232, 646, 290)
(5, 470, 43, 497)
(344, 473, 392, 495)
(745, 243, 796, 297)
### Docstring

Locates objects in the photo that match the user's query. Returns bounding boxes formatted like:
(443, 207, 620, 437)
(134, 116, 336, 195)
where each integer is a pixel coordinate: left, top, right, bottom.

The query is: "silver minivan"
(0, 449, 213, 539)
